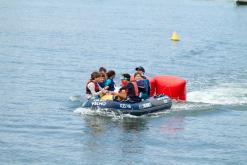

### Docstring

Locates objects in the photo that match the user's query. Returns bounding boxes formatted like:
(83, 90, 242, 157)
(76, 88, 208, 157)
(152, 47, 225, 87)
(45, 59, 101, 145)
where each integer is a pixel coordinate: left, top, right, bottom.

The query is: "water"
(1, 0, 247, 164)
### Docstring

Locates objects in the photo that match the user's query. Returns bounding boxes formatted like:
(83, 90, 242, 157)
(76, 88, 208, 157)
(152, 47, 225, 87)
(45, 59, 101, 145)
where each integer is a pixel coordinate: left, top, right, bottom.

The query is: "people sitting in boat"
(98, 72, 107, 89)
(135, 66, 151, 99)
(135, 66, 146, 78)
(113, 72, 144, 103)
(105, 70, 116, 91)
(99, 66, 107, 74)
(86, 71, 107, 100)
(101, 73, 128, 101)
(121, 73, 131, 87)
(98, 67, 107, 88)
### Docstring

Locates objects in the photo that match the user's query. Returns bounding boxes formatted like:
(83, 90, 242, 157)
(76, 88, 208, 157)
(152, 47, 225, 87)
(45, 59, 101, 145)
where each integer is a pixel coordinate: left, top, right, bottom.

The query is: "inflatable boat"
(236, 0, 247, 5)
(82, 95, 172, 116)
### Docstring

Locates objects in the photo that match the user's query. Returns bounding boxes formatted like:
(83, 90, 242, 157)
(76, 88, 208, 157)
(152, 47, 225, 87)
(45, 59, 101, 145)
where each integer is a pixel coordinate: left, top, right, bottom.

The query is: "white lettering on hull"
(92, 101, 107, 106)
(120, 104, 132, 109)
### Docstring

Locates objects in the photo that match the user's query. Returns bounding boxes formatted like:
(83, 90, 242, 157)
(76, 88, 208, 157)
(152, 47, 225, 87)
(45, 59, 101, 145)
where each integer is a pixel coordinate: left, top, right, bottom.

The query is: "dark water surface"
(1, 0, 247, 164)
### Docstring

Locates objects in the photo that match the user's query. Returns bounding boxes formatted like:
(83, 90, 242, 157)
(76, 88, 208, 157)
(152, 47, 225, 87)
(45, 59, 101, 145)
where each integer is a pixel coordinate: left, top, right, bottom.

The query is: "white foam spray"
(69, 95, 81, 102)
(187, 83, 247, 105)
(73, 107, 140, 119)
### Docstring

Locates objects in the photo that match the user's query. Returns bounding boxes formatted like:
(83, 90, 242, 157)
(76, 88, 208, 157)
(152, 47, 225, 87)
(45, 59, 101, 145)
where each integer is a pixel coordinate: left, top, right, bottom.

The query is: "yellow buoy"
(171, 31, 180, 41)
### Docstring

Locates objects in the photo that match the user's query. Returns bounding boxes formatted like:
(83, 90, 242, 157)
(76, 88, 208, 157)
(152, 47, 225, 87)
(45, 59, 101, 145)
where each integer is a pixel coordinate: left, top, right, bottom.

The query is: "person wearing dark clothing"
(98, 72, 106, 88)
(135, 66, 151, 99)
(114, 73, 143, 103)
(99, 67, 107, 73)
(105, 70, 116, 91)
(98, 67, 107, 88)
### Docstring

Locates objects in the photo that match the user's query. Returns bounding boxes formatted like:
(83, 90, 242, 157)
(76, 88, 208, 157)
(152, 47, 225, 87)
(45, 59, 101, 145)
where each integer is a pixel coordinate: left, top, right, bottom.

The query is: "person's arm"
(114, 91, 127, 100)
(97, 83, 103, 90)
(113, 83, 132, 99)
(119, 86, 127, 92)
(87, 82, 104, 97)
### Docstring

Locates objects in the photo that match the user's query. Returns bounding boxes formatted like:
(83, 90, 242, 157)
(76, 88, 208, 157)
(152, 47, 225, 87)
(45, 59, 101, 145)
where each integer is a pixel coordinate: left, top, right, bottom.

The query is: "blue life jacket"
(98, 82, 105, 88)
(137, 79, 150, 100)
(105, 78, 115, 91)
(143, 79, 151, 96)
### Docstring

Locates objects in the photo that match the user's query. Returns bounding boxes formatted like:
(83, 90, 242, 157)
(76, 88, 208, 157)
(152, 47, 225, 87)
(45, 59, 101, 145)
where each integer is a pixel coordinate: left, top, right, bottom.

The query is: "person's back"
(125, 81, 142, 102)
(115, 73, 143, 103)
(105, 70, 116, 91)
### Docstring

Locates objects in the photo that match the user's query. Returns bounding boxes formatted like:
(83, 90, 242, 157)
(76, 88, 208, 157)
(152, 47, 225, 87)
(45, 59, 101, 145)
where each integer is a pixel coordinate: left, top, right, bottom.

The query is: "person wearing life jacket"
(86, 71, 107, 100)
(135, 66, 150, 99)
(113, 72, 143, 103)
(121, 73, 131, 87)
(105, 70, 116, 91)
(98, 72, 107, 89)
(98, 67, 107, 88)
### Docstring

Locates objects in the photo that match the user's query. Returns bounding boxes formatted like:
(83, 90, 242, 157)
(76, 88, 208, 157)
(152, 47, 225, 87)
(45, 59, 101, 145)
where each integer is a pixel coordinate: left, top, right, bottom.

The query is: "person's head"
(90, 71, 101, 82)
(135, 66, 145, 75)
(121, 73, 131, 87)
(107, 70, 116, 79)
(134, 72, 142, 81)
(99, 72, 106, 83)
(99, 67, 107, 74)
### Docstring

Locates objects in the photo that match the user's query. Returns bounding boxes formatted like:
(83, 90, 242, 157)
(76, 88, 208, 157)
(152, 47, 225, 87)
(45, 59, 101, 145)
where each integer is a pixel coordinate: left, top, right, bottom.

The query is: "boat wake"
(69, 95, 82, 102)
(187, 83, 247, 105)
(73, 107, 173, 119)
(72, 83, 247, 118)
(74, 107, 136, 120)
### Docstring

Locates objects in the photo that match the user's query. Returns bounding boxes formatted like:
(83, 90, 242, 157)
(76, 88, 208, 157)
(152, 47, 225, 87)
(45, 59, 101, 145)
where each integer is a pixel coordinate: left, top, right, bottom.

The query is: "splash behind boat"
(82, 95, 172, 116)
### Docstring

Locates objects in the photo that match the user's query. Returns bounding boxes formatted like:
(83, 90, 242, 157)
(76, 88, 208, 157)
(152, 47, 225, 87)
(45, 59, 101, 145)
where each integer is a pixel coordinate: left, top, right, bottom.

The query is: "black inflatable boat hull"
(82, 95, 172, 116)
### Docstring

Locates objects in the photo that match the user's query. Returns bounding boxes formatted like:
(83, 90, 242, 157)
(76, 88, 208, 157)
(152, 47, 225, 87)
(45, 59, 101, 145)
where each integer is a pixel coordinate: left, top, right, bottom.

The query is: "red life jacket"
(86, 80, 100, 94)
(131, 81, 139, 96)
(121, 79, 128, 87)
